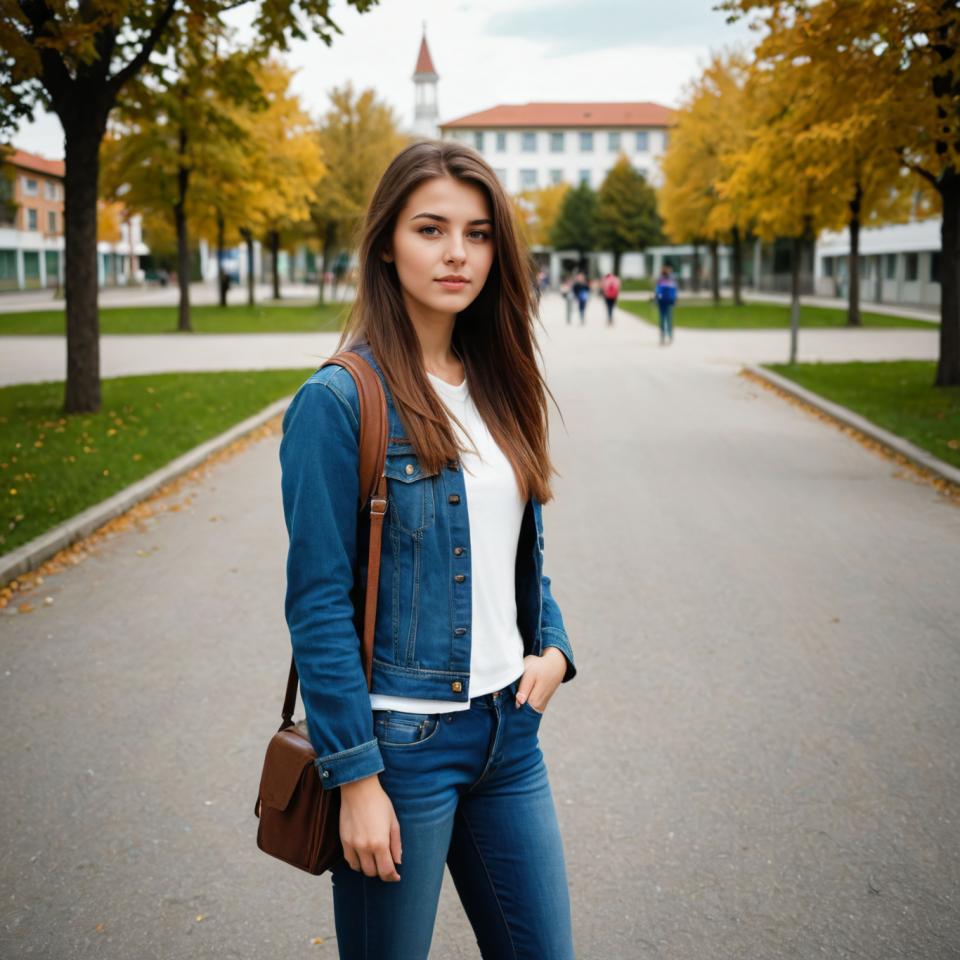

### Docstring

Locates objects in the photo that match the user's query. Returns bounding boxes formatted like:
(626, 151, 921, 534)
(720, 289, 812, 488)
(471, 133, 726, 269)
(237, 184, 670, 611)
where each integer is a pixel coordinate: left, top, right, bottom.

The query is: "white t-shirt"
(368, 370, 526, 714)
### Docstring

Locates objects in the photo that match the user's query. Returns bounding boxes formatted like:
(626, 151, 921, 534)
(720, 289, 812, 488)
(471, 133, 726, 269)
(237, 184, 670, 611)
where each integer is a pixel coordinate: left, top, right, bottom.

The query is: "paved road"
(2, 296, 958, 958)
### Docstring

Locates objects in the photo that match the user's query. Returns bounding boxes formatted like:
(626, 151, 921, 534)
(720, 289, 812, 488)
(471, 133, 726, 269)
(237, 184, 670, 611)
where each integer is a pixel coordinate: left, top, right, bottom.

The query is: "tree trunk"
(789, 237, 803, 363)
(62, 116, 107, 414)
(240, 228, 255, 306)
(217, 209, 227, 308)
(270, 230, 281, 300)
(709, 240, 720, 306)
(692, 242, 701, 293)
(613, 249, 622, 276)
(937, 169, 960, 386)
(174, 126, 191, 332)
(732, 226, 743, 306)
(847, 181, 862, 327)
(789, 234, 801, 364)
(319, 221, 335, 305)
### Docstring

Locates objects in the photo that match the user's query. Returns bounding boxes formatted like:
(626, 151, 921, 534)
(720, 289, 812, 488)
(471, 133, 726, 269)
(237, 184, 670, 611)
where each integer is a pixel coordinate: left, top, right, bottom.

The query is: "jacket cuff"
(314, 739, 385, 790)
(541, 627, 577, 683)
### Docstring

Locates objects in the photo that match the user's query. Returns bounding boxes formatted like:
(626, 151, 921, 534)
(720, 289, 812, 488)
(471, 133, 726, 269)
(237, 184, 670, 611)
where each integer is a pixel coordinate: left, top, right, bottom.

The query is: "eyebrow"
(409, 212, 493, 226)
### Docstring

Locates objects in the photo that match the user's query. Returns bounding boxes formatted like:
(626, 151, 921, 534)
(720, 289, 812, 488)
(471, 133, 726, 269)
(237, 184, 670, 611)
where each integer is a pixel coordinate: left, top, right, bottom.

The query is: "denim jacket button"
(454, 573, 466, 583)
(451, 681, 463, 693)
(448, 494, 460, 504)
(321, 770, 330, 778)
(453, 546, 464, 556)
(404, 463, 414, 475)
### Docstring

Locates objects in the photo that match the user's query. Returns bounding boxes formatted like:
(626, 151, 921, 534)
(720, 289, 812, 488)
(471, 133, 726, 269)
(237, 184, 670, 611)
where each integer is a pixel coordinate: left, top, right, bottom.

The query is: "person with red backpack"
(601, 271, 621, 325)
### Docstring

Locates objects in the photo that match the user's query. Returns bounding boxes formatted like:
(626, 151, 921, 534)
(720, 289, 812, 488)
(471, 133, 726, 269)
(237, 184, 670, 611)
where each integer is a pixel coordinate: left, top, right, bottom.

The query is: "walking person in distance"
(601, 270, 621, 325)
(654, 264, 678, 345)
(571, 270, 590, 325)
(279, 139, 577, 960)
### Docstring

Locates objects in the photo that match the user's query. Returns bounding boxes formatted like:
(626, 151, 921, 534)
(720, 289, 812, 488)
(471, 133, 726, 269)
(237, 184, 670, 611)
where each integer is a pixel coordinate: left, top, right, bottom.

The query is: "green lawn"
(764, 360, 960, 470)
(1, 368, 316, 555)
(0, 302, 349, 335)
(618, 298, 935, 330)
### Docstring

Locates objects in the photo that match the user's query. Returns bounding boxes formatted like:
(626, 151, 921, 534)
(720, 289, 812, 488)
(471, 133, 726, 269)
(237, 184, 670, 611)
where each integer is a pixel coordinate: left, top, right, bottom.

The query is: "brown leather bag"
(254, 349, 388, 874)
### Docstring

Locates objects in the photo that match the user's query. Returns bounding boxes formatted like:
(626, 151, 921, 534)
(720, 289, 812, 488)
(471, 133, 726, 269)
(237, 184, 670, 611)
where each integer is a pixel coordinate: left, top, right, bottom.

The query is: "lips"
(436, 276, 469, 290)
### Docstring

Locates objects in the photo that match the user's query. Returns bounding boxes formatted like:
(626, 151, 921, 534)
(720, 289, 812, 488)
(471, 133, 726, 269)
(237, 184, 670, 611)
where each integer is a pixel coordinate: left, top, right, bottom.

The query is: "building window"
(823, 257, 834, 278)
(635, 131, 649, 152)
(608, 131, 621, 151)
(26, 207, 38, 230)
(519, 169, 538, 190)
(492, 168, 507, 187)
(578, 169, 591, 186)
(496, 131, 507, 152)
(549, 169, 563, 185)
(661, 130, 670, 149)
(44, 179, 58, 200)
(931, 251, 940, 283)
(905, 252, 918, 282)
(474, 131, 485, 151)
(579, 131, 593, 152)
(47, 210, 57, 233)
(521, 131, 537, 152)
(550, 132, 564, 152)
(885, 253, 897, 280)
(23, 176, 39, 196)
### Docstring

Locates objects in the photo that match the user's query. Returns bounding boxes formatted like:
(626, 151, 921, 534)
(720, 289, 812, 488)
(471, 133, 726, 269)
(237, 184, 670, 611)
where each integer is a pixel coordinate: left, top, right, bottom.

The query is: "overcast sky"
(9, 0, 753, 160)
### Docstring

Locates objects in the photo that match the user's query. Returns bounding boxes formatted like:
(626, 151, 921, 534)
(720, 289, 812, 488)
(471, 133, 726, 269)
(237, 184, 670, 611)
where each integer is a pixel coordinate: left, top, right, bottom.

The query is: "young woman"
(279, 139, 577, 960)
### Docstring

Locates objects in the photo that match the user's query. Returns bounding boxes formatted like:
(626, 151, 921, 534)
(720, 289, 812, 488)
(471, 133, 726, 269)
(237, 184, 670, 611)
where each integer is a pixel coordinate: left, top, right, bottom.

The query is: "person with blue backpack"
(654, 264, 678, 345)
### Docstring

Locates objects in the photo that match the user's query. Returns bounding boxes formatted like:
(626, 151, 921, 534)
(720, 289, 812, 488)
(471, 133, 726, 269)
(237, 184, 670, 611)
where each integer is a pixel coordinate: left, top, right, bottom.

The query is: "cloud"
(484, 0, 750, 55)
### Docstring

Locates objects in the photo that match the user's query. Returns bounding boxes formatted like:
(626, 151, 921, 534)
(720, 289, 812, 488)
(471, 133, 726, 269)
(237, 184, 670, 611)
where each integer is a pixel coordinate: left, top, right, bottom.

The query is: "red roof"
(414, 34, 437, 76)
(6, 147, 65, 178)
(441, 102, 674, 129)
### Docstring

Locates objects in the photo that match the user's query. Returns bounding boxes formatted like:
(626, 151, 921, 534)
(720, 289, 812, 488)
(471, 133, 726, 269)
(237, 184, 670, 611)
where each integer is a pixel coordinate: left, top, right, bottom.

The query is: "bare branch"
(107, 0, 178, 95)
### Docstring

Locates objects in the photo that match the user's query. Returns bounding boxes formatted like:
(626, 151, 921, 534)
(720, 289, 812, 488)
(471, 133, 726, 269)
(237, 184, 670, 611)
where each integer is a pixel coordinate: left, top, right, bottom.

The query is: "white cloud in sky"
(8, 0, 753, 160)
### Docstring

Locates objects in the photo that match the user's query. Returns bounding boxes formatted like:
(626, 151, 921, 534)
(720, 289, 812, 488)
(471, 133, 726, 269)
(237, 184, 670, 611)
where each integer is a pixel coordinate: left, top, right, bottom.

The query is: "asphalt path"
(1, 295, 958, 958)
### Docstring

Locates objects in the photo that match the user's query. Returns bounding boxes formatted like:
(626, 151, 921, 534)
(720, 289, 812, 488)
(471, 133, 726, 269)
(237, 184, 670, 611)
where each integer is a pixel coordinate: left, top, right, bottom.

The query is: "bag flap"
(259, 726, 316, 812)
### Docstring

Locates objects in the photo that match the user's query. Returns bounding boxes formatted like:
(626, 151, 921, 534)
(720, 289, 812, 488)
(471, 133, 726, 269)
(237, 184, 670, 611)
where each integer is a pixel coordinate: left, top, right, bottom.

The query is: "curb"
(744, 365, 960, 490)
(0, 395, 292, 586)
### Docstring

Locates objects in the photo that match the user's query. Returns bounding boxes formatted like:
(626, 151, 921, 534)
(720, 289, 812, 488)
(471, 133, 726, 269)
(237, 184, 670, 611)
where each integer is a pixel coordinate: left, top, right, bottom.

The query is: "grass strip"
(0, 302, 349, 335)
(1, 368, 316, 554)
(618, 298, 935, 330)
(764, 360, 960, 470)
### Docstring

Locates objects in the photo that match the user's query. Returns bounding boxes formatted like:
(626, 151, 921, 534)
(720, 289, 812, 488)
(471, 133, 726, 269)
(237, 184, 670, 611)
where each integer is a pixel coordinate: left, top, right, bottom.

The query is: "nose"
(444, 236, 467, 265)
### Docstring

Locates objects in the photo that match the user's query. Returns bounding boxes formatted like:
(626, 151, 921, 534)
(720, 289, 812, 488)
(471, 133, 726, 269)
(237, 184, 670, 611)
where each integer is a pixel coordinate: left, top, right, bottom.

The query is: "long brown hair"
(336, 138, 561, 504)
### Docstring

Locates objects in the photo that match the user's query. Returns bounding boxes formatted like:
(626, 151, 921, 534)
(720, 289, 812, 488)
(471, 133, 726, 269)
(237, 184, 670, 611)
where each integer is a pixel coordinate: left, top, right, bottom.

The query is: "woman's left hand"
(515, 647, 567, 714)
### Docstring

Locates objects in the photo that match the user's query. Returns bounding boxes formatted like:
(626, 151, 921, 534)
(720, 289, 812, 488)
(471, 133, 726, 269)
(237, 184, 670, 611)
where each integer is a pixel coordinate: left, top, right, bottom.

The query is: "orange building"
(0, 147, 65, 290)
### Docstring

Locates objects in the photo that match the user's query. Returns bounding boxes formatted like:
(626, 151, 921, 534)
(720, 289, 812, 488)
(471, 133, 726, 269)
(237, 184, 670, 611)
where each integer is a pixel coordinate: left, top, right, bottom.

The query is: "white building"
(439, 101, 672, 194)
(412, 28, 440, 140)
(814, 218, 941, 309)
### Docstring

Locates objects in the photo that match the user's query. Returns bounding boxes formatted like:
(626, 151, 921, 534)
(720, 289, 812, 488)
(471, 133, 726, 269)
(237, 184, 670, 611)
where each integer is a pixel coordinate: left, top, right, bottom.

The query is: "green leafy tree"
(596, 155, 662, 276)
(550, 182, 599, 272)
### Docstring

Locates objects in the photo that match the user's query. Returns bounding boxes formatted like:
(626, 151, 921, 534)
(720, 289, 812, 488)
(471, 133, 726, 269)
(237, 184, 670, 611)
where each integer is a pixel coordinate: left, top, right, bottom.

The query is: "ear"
(381, 246, 394, 264)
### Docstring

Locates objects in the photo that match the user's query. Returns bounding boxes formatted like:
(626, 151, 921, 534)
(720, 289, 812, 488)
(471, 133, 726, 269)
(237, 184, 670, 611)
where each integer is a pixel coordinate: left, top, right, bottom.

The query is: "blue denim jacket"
(279, 341, 576, 789)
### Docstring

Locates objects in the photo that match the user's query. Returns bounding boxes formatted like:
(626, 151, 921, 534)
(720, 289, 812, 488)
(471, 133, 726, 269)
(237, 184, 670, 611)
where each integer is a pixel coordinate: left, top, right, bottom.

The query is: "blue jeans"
(330, 678, 575, 959)
(657, 301, 674, 339)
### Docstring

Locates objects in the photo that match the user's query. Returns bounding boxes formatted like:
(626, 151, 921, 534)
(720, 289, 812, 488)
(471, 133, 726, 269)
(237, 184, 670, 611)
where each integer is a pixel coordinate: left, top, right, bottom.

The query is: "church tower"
(412, 25, 439, 139)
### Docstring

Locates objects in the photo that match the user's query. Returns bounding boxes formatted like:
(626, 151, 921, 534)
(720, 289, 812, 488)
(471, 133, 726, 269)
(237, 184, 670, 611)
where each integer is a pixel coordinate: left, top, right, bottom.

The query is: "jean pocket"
(373, 710, 441, 748)
(519, 699, 544, 719)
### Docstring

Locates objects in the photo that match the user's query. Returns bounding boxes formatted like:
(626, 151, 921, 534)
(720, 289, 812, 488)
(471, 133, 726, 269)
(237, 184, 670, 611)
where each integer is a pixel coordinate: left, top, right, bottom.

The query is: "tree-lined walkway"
(1, 293, 958, 958)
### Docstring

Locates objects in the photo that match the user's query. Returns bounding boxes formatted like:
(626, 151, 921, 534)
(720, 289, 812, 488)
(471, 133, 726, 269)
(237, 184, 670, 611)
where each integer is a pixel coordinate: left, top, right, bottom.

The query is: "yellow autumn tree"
(659, 50, 753, 305)
(311, 83, 408, 303)
(511, 182, 570, 249)
(722, 0, 960, 384)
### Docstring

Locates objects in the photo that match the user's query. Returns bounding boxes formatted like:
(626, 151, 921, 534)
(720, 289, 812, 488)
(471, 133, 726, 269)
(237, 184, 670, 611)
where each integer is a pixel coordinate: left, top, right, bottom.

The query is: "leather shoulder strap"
(281, 350, 389, 725)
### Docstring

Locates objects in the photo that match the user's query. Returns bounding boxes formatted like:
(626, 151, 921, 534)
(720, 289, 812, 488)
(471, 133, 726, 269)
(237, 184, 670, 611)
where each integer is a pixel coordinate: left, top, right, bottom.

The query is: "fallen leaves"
(0, 412, 284, 608)
(739, 368, 960, 507)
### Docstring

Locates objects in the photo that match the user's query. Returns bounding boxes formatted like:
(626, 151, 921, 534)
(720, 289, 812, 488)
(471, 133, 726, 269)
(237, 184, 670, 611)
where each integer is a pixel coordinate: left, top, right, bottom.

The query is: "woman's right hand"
(339, 774, 402, 881)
